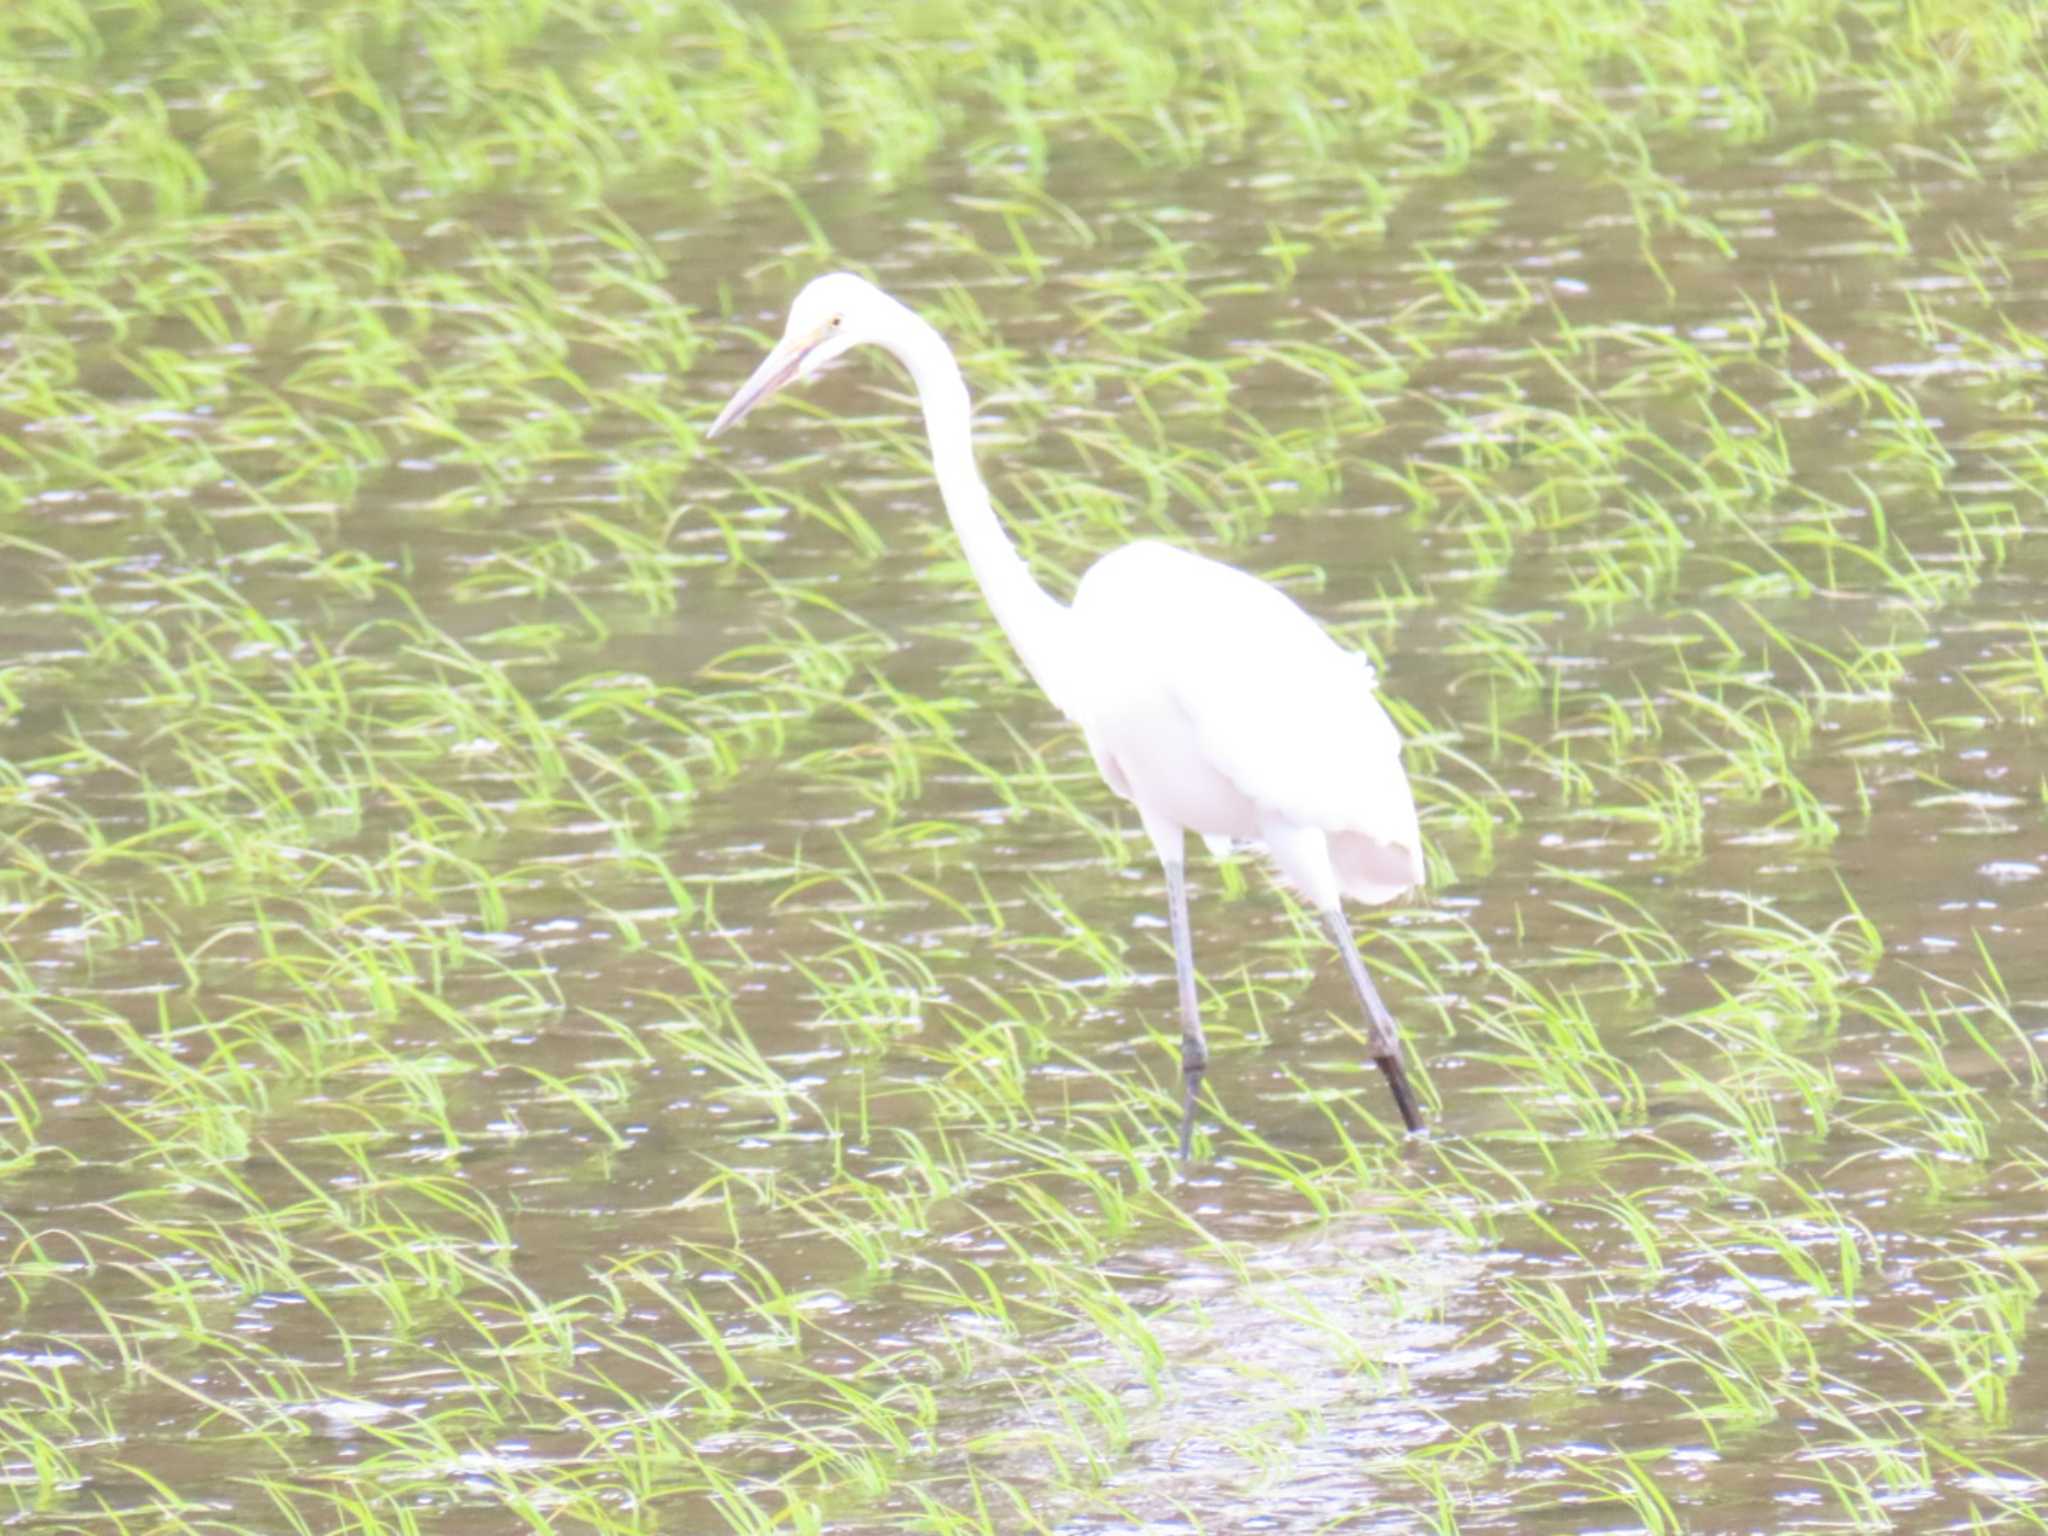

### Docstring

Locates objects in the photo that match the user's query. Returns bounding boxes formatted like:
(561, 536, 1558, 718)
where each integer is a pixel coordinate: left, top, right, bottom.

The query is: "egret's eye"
(830, 315, 843, 328)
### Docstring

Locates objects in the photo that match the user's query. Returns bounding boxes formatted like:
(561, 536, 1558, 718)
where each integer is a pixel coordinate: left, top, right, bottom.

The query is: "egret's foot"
(1322, 907, 1426, 1136)
(1377, 1053, 1423, 1136)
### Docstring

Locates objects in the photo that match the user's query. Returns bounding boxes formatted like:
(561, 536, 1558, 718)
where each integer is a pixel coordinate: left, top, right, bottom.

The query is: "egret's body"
(711, 274, 1425, 1154)
(1070, 541, 1422, 901)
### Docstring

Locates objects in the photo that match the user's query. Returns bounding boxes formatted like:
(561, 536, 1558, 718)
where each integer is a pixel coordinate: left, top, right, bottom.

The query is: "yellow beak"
(706, 325, 830, 439)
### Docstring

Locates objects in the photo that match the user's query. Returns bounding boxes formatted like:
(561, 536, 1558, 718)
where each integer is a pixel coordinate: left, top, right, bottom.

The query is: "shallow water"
(6, 11, 2048, 1535)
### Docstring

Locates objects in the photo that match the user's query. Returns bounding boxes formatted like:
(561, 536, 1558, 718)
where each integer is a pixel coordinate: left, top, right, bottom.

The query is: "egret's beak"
(706, 325, 830, 439)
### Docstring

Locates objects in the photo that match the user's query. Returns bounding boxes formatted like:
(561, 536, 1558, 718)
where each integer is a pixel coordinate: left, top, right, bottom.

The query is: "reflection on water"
(4, 30, 2048, 1536)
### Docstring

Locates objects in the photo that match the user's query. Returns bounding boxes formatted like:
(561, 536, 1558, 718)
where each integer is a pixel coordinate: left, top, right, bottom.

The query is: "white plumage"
(1070, 540, 1423, 905)
(710, 273, 1426, 1156)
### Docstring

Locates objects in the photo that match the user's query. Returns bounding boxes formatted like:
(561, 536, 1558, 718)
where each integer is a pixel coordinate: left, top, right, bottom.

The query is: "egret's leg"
(1257, 817, 1425, 1136)
(1164, 856, 1208, 1159)
(1324, 905, 1423, 1135)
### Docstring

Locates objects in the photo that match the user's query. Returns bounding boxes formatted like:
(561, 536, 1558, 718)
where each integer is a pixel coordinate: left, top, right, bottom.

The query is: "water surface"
(5, 9, 2048, 1534)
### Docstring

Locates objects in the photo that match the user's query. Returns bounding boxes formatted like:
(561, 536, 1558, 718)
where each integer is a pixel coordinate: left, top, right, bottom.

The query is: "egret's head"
(707, 273, 900, 438)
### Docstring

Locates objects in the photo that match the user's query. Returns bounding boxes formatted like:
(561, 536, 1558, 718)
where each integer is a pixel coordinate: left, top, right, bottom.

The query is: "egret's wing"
(1079, 541, 1421, 856)
(1175, 599, 1417, 843)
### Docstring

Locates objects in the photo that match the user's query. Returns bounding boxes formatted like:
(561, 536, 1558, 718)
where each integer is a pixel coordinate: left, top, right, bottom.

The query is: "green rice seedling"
(1499, 1278, 1610, 1386)
(1565, 756, 1706, 861)
(1917, 947, 2048, 1095)
(1683, 1289, 1820, 1397)
(1788, 1456, 1906, 1536)
(902, 1003, 1040, 1130)
(791, 920, 941, 1050)
(1541, 1448, 1681, 1535)
(1467, 973, 1645, 1139)
(1001, 874, 1130, 990)
(0, 1400, 84, 1514)
(1545, 876, 1689, 998)
(1571, 1187, 1669, 1284)
(1211, 1110, 1342, 1216)
(1676, 1197, 1859, 1311)
(1648, 1337, 1779, 1443)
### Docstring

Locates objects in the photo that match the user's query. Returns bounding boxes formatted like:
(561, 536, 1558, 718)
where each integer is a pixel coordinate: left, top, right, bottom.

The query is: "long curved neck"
(885, 308, 1080, 717)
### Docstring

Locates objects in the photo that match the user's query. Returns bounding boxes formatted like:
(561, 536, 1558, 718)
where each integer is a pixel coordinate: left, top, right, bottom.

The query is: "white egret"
(709, 273, 1425, 1156)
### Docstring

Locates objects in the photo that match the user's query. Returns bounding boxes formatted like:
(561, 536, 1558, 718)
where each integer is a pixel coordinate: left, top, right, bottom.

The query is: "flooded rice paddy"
(6, 1, 2048, 1532)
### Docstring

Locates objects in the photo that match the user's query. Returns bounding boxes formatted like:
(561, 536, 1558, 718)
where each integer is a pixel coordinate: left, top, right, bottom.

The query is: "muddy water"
(7, 72, 2048, 1536)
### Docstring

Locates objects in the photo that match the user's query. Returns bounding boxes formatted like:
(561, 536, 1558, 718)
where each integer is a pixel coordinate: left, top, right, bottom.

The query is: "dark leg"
(1165, 857, 1208, 1159)
(1323, 907, 1423, 1135)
